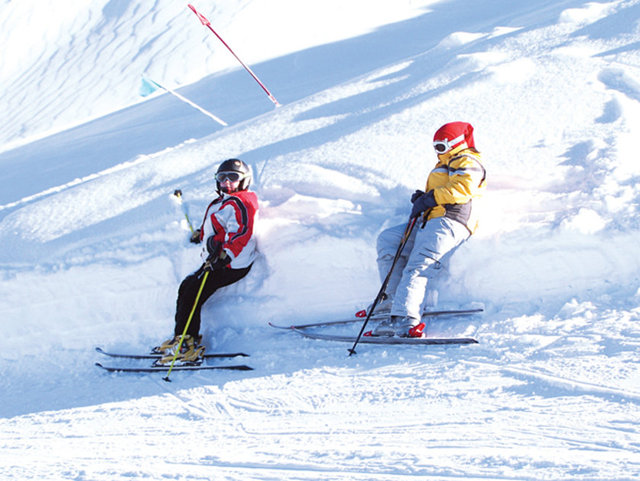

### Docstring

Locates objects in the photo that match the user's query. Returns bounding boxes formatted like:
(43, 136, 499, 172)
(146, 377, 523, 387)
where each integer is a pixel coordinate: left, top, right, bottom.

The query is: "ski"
(269, 317, 384, 330)
(291, 328, 478, 345)
(95, 362, 253, 372)
(355, 307, 484, 319)
(95, 346, 249, 360)
(269, 307, 483, 330)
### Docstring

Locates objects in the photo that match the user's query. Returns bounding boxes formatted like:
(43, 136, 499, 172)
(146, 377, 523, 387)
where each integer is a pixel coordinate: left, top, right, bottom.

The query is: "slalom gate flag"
(139, 75, 227, 127)
(139, 77, 160, 97)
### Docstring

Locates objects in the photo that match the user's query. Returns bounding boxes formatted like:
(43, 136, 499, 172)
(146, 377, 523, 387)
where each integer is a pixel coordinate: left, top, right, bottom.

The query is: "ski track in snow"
(1, 0, 640, 480)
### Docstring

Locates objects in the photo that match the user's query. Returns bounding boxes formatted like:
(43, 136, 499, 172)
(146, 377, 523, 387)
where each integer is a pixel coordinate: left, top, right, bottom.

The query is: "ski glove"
(205, 250, 231, 271)
(410, 190, 437, 218)
(411, 190, 424, 203)
(190, 228, 202, 244)
(204, 237, 231, 271)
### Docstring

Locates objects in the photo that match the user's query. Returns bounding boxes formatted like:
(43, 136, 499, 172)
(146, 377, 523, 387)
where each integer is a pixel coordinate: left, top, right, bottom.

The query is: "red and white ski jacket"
(198, 190, 259, 269)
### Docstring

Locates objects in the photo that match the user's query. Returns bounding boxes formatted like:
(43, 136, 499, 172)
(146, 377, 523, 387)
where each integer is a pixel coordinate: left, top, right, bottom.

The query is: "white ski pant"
(376, 216, 470, 320)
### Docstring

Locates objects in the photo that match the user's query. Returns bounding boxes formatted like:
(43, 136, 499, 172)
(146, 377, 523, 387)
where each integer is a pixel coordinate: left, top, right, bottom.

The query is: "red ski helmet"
(433, 122, 475, 154)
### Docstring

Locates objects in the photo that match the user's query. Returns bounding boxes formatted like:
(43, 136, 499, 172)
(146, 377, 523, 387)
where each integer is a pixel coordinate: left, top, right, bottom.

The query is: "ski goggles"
(433, 133, 465, 154)
(216, 171, 244, 183)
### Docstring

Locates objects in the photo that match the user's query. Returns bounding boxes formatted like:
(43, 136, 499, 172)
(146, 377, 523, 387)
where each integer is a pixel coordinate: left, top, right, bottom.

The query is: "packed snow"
(1, 0, 639, 479)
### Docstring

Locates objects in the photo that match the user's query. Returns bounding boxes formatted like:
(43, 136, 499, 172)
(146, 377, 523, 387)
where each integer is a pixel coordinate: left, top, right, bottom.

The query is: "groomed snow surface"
(1, 0, 639, 479)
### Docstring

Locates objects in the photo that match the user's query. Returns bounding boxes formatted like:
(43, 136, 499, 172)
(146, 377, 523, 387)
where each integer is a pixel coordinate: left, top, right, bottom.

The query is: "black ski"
(95, 347, 249, 360)
(269, 307, 483, 330)
(291, 328, 478, 345)
(95, 362, 253, 372)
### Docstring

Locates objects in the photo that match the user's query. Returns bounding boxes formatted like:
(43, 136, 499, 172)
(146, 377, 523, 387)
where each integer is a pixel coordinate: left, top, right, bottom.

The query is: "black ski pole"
(348, 217, 417, 356)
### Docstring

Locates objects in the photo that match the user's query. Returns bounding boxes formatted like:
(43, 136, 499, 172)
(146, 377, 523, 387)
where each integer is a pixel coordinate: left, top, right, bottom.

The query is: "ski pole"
(348, 217, 417, 356)
(187, 4, 281, 107)
(163, 269, 210, 382)
(172, 189, 196, 234)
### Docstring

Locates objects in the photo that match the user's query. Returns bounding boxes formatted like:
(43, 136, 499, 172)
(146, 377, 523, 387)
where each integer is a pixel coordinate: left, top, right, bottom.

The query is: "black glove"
(190, 228, 202, 244)
(411, 190, 424, 203)
(204, 237, 231, 271)
(204, 250, 231, 271)
(410, 190, 437, 218)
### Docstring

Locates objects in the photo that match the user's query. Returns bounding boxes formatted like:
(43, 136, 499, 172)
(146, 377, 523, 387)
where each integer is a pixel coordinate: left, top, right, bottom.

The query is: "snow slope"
(1, 0, 640, 479)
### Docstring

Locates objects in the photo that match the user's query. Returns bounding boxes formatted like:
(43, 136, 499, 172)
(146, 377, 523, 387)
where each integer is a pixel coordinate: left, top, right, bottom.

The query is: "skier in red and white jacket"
(153, 158, 258, 365)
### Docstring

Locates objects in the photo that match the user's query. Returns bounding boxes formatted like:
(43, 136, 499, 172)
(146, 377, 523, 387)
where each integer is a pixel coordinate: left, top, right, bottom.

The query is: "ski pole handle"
(173, 189, 196, 234)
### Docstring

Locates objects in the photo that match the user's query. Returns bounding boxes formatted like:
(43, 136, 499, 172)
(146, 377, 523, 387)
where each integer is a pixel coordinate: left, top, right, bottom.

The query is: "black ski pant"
(174, 263, 252, 338)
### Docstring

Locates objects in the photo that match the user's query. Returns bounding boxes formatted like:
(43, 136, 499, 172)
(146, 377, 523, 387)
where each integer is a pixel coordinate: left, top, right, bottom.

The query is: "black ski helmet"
(215, 158, 252, 193)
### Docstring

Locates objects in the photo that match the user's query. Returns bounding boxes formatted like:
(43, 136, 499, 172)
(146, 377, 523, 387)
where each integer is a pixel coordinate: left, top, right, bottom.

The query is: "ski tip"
(268, 321, 295, 330)
(363, 330, 372, 337)
(355, 310, 367, 318)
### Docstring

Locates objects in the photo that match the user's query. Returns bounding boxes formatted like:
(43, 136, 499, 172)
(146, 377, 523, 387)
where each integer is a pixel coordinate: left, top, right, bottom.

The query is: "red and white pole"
(188, 4, 281, 107)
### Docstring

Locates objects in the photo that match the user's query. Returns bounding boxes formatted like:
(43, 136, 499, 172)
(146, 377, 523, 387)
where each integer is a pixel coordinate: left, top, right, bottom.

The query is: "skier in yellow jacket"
(373, 121, 486, 337)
